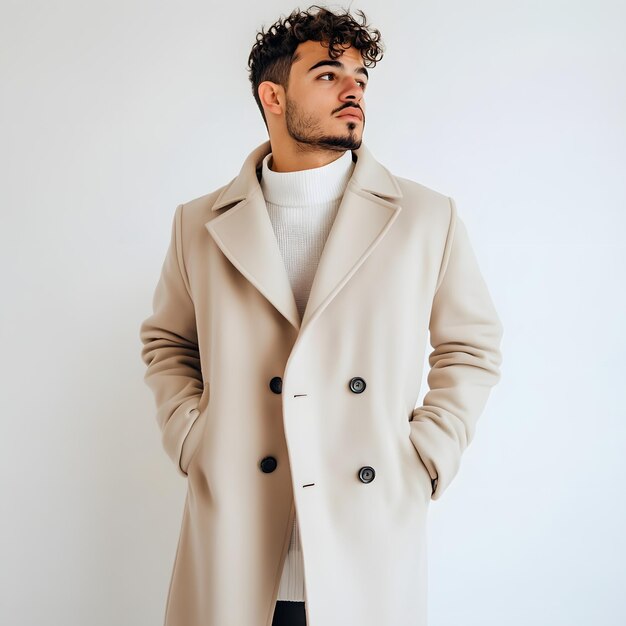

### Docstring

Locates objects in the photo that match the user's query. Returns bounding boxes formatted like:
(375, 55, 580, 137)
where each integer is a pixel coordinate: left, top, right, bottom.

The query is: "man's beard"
(285, 96, 363, 152)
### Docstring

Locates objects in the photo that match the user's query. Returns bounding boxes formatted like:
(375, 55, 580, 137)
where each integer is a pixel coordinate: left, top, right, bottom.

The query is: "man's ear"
(258, 81, 284, 116)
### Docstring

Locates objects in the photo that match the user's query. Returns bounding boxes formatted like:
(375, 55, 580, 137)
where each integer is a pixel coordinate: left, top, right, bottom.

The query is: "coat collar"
(211, 139, 402, 211)
(205, 139, 403, 336)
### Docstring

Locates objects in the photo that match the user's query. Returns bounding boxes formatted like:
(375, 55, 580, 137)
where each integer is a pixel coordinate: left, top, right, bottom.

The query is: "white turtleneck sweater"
(260, 148, 355, 602)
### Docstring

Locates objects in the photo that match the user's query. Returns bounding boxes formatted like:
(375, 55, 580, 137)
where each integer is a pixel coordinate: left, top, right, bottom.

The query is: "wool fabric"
(260, 147, 356, 601)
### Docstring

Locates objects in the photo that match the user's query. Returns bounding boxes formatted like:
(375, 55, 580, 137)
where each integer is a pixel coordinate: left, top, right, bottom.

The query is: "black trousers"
(272, 600, 306, 626)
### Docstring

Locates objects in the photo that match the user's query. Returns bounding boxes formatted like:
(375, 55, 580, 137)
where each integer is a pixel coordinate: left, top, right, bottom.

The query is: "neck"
(267, 139, 354, 173)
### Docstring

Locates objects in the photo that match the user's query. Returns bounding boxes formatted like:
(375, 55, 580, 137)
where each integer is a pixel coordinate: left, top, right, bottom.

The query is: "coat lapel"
(205, 140, 403, 335)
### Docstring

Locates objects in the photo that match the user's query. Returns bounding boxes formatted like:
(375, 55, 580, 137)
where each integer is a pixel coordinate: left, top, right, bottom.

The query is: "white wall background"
(1, 1, 624, 624)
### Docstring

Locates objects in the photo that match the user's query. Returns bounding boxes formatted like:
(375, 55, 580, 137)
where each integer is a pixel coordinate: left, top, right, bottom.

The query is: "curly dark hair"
(247, 5, 384, 128)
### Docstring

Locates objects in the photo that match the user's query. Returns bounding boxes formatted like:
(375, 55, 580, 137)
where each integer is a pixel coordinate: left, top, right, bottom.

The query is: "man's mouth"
(337, 108, 363, 121)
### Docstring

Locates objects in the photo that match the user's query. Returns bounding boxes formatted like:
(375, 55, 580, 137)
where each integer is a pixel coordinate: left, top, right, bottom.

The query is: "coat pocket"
(179, 383, 210, 475)
(407, 436, 434, 497)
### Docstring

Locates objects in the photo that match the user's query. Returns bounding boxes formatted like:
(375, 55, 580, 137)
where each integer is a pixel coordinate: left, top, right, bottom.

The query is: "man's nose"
(340, 78, 364, 100)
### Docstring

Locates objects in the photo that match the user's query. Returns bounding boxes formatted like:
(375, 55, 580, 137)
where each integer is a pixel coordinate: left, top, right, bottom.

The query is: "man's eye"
(319, 73, 367, 88)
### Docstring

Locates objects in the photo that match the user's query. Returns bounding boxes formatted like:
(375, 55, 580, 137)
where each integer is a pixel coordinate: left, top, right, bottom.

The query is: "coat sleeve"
(409, 196, 503, 500)
(139, 203, 205, 477)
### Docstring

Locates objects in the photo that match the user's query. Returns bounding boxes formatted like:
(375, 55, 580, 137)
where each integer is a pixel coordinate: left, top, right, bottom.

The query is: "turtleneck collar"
(260, 149, 355, 207)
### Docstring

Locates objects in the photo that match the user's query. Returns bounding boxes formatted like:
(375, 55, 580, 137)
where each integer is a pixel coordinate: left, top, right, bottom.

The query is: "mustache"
(337, 104, 362, 114)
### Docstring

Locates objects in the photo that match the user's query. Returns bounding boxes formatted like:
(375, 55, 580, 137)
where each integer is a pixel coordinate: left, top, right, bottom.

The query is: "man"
(139, 6, 503, 626)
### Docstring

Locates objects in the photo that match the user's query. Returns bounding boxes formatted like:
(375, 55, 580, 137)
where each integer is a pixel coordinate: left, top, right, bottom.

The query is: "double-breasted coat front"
(139, 139, 503, 626)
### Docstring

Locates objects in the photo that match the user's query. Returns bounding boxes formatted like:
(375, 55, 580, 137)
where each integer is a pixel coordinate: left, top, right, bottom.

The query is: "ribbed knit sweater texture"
(259, 148, 355, 601)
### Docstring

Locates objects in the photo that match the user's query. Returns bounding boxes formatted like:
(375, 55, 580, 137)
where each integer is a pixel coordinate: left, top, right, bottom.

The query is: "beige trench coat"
(139, 139, 503, 626)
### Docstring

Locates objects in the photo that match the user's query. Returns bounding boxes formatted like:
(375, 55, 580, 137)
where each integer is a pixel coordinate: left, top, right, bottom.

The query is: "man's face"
(282, 39, 367, 151)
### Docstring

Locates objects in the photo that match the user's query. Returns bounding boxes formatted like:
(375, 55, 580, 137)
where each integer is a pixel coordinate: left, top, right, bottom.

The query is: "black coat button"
(358, 466, 376, 483)
(349, 377, 366, 393)
(260, 456, 278, 473)
(269, 376, 282, 394)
